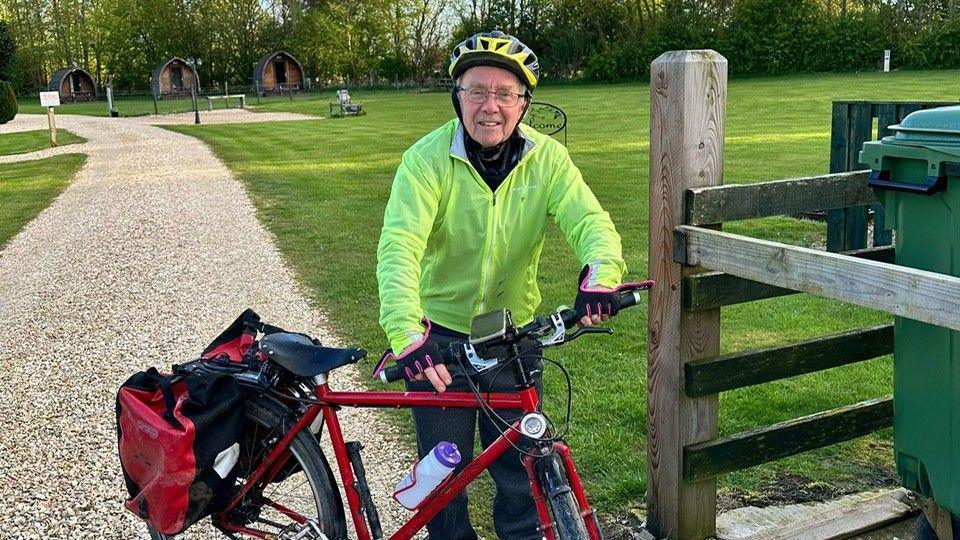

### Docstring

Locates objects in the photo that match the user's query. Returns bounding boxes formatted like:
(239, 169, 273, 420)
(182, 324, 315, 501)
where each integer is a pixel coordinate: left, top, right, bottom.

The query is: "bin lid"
(885, 106, 960, 149)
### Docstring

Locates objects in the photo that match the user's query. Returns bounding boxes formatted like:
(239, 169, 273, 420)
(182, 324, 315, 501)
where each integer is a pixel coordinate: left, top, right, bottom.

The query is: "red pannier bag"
(201, 308, 265, 362)
(116, 367, 245, 535)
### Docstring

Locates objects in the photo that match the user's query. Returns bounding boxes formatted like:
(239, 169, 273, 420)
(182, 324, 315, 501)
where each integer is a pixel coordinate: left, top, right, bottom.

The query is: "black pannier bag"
(116, 367, 245, 535)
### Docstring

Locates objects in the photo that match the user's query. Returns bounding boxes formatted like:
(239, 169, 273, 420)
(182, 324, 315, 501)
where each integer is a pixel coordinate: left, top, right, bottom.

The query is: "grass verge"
(0, 154, 86, 247)
(0, 129, 85, 156)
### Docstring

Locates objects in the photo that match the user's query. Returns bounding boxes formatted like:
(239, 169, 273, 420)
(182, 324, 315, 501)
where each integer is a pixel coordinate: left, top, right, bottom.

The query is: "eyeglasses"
(457, 86, 527, 107)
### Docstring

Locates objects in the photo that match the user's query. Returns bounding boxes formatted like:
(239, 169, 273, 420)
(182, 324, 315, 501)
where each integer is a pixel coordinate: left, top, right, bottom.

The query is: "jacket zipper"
(450, 124, 535, 315)
(478, 193, 497, 313)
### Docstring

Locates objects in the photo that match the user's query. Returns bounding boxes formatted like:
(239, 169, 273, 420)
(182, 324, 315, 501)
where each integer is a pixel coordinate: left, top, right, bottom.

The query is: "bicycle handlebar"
(379, 288, 648, 384)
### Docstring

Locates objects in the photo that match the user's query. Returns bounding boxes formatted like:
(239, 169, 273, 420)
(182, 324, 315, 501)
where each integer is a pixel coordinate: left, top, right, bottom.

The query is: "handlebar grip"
(380, 365, 404, 383)
(379, 344, 458, 384)
(560, 287, 651, 328)
(618, 289, 644, 309)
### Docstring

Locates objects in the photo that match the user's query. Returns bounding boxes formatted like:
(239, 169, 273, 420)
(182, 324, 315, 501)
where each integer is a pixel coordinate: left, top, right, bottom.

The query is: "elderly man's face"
(458, 65, 527, 148)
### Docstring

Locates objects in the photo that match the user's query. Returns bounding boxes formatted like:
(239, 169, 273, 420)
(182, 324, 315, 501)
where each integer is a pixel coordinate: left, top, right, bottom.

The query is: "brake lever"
(538, 312, 567, 346)
(565, 326, 613, 342)
(463, 342, 499, 373)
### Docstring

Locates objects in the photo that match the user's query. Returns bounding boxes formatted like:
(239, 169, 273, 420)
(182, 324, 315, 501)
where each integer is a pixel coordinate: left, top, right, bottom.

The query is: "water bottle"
(393, 441, 461, 510)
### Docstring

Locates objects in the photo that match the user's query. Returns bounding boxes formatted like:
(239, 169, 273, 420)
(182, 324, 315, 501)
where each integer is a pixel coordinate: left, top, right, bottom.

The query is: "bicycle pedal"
(278, 519, 328, 540)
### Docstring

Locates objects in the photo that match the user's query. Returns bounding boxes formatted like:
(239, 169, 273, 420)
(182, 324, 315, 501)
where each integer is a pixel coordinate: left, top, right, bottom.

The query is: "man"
(375, 30, 636, 539)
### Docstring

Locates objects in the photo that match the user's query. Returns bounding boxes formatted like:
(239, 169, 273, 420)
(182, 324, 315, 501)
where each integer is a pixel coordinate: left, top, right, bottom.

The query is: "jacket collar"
(450, 120, 536, 163)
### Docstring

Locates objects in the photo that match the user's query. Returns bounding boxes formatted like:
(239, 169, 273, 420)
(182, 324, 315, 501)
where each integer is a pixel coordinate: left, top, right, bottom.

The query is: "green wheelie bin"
(860, 105, 960, 517)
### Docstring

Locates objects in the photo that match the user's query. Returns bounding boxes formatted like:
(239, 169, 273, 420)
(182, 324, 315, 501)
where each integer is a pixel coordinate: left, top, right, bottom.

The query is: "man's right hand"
(396, 336, 453, 392)
(372, 317, 453, 392)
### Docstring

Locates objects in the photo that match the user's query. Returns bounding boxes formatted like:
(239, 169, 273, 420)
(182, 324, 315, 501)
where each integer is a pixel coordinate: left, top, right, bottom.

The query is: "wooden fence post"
(647, 50, 725, 539)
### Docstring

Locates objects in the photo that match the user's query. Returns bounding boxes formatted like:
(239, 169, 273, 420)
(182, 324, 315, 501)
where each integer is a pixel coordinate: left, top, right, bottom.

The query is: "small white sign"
(40, 91, 60, 107)
(884, 50, 891, 72)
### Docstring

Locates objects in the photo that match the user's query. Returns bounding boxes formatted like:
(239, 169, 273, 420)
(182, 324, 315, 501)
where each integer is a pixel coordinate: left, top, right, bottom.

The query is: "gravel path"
(0, 114, 413, 539)
(131, 108, 319, 125)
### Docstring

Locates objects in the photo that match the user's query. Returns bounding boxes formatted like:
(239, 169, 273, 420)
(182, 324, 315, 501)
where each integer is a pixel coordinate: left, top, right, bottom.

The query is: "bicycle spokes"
(221, 416, 322, 537)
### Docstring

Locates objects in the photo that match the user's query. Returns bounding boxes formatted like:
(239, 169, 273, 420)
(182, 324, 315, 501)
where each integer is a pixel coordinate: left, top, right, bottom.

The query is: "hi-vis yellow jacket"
(377, 118, 627, 353)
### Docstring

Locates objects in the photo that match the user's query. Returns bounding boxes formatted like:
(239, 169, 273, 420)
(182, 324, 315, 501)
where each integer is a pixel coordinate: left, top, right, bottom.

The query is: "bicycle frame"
(217, 379, 602, 540)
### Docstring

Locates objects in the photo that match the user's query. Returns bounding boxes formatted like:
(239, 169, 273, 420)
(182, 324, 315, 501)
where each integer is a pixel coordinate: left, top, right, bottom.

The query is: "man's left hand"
(575, 285, 616, 326)
(575, 265, 622, 326)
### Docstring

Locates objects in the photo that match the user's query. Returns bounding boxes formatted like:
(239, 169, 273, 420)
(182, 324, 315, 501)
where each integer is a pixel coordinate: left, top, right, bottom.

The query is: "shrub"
(0, 80, 16, 124)
(720, 0, 821, 75)
(903, 19, 960, 69)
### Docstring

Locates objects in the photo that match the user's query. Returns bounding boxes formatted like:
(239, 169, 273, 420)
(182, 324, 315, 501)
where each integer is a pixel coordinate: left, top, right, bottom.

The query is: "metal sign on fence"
(523, 101, 567, 145)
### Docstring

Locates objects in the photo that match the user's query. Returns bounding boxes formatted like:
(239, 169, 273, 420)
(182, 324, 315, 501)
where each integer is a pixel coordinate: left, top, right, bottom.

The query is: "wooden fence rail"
(674, 225, 960, 331)
(684, 397, 893, 482)
(686, 170, 873, 225)
(683, 245, 893, 311)
(684, 324, 893, 397)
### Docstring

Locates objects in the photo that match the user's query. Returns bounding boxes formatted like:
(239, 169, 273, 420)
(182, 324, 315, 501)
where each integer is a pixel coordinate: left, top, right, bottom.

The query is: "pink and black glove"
(372, 318, 443, 382)
(575, 265, 655, 320)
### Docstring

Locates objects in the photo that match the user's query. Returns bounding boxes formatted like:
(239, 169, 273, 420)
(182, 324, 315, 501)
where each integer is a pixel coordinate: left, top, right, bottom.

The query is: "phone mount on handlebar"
(466, 309, 511, 373)
(469, 308, 509, 345)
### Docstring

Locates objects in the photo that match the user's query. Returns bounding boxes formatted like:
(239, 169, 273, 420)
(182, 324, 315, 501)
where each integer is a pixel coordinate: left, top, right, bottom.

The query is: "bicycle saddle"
(259, 332, 366, 376)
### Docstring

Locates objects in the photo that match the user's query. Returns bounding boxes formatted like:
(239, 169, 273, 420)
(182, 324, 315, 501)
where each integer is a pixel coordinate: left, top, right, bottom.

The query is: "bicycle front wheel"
(537, 453, 591, 540)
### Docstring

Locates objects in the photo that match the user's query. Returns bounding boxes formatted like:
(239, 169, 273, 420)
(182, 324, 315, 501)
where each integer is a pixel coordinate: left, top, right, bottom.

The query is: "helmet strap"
(518, 92, 532, 124)
(451, 85, 464, 124)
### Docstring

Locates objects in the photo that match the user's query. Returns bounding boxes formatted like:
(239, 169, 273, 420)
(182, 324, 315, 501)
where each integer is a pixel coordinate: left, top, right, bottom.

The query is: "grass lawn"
(0, 154, 86, 247)
(0, 129, 85, 156)
(166, 69, 959, 526)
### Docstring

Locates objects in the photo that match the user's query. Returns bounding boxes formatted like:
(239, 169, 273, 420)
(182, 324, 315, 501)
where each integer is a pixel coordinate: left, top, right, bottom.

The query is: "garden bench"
(206, 94, 246, 110)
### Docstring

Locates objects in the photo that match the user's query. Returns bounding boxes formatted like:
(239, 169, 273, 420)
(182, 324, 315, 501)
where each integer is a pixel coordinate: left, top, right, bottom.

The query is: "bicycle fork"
(523, 442, 603, 540)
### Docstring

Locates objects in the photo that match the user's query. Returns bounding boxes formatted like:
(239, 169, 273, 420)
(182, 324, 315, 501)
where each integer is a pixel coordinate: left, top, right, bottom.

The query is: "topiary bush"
(0, 80, 16, 124)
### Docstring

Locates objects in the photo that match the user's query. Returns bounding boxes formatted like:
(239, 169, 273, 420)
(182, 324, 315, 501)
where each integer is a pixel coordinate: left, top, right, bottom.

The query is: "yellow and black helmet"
(449, 30, 540, 90)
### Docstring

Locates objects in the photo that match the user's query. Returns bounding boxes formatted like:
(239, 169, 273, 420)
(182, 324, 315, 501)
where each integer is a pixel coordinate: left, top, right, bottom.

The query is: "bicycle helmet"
(449, 30, 540, 91)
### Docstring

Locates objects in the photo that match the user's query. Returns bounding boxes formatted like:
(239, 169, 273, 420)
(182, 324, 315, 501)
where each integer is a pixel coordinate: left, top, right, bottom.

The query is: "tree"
(406, 0, 450, 83)
(0, 20, 15, 80)
(0, 80, 17, 123)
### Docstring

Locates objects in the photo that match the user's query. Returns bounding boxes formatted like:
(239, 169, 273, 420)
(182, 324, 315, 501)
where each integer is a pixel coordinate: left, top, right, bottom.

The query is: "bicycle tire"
(146, 395, 346, 539)
(538, 454, 591, 540)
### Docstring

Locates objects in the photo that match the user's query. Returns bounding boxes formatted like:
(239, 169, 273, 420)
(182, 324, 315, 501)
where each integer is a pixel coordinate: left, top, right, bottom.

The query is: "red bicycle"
(150, 285, 650, 540)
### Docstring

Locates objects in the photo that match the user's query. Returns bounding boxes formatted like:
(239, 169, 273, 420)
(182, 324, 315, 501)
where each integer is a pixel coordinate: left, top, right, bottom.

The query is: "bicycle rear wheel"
(537, 453, 590, 540)
(146, 395, 346, 539)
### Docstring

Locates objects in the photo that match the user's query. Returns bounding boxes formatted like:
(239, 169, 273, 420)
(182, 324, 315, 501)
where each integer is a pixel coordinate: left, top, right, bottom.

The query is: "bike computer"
(469, 309, 510, 345)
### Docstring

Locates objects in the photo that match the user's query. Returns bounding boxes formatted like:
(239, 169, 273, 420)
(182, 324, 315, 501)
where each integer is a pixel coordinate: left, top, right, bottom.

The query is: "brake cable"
(462, 343, 576, 459)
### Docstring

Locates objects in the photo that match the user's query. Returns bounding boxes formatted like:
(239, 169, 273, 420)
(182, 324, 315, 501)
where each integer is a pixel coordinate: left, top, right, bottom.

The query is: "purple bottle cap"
(433, 442, 461, 468)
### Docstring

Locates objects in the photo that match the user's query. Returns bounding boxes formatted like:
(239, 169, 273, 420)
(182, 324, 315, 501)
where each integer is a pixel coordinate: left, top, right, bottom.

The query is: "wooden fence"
(646, 50, 960, 539)
(826, 100, 957, 252)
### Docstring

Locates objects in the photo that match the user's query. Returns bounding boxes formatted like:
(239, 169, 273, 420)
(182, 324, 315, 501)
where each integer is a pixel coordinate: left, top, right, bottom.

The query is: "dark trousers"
(404, 325, 543, 540)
